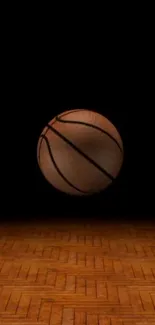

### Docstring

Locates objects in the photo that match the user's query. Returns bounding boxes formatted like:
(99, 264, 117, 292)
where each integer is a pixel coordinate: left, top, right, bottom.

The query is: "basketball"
(37, 109, 124, 195)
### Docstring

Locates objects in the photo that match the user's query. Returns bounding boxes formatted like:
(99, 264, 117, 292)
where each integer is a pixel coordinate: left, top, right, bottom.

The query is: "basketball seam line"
(56, 115, 123, 153)
(38, 126, 50, 165)
(47, 123, 115, 181)
(57, 109, 89, 119)
(40, 134, 91, 194)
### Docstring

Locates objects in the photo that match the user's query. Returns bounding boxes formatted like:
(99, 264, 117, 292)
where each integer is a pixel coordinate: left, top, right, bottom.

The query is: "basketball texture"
(37, 109, 124, 195)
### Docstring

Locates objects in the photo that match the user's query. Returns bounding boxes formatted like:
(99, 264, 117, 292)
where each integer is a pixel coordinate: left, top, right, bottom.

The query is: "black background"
(1, 14, 154, 224)
(1, 82, 154, 222)
(1, 30, 154, 223)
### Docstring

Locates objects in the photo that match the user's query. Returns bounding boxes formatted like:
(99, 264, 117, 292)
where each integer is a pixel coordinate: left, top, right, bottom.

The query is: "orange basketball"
(37, 109, 124, 195)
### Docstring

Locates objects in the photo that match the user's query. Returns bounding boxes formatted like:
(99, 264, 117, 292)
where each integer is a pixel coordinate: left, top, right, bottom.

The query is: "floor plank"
(0, 220, 155, 324)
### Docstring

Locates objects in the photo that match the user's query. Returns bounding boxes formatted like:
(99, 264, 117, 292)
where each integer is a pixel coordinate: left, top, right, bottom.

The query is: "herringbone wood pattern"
(0, 220, 155, 324)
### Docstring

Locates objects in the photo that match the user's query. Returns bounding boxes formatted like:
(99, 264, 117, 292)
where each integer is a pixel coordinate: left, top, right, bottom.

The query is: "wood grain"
(0, 220, 154, 324)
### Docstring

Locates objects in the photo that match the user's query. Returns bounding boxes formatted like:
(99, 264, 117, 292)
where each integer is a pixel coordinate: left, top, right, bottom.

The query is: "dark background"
(1, 2, 154, 223)
(1, 85, 154, 222)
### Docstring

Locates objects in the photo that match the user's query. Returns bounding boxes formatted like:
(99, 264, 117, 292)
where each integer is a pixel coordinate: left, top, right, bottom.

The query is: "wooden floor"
(0, 220, 155, 324)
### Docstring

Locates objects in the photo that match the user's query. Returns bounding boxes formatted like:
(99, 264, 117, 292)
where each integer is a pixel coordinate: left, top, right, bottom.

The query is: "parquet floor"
(0, 220, 155, 324)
